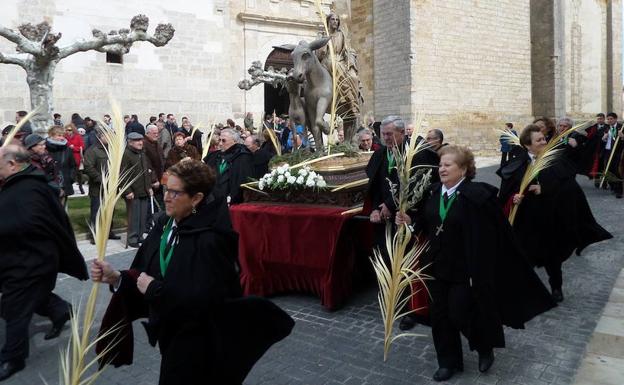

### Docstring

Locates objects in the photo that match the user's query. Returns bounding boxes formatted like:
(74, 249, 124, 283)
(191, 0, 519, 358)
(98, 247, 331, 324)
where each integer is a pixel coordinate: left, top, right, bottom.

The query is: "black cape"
(0, 165, 88, 283)
(365, 143, 439, 213)
(415, 181, 555, 337)
(204, 144, 254, 204)
(96, 195, 294, 385)
(499, 150, 612, 266)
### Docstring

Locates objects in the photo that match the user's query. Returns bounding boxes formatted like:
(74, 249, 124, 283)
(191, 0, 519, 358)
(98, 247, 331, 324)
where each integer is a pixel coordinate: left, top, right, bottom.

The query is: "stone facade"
(0, 0, 331, 128)
(0, 0, 621, 154)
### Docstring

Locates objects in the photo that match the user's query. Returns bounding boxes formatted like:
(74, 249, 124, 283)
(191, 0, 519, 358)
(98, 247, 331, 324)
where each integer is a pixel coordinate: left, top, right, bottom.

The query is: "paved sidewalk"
(573, 268, 624, 385)
(2, 166, 623, 385)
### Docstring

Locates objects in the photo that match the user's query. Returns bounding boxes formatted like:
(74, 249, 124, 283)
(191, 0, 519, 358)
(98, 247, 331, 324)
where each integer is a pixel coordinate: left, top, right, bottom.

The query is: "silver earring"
(192, 206, 197, 214)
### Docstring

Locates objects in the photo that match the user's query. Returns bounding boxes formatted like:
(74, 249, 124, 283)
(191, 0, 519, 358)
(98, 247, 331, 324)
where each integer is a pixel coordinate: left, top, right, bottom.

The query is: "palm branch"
(1, 106, 42, 148)
(372, 113, 433, 360)
(508, 120, 592, 224)
(495, 128, 520, 147)
(599, 134, 621, 189)
(61, 99, 139, 385)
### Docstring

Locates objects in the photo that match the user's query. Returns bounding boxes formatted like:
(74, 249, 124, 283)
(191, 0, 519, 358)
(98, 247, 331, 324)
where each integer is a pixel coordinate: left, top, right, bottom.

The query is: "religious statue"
(316, 13, 362, 141)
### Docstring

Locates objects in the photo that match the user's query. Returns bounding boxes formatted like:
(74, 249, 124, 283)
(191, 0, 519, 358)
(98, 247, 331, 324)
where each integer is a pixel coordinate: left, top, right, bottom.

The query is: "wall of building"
(407, 0, 533, 154)
(0, 0, 331, 128)
(1, 0, 621, 154)
(372, 0, 412, 120)
(346, 0, 374, 118)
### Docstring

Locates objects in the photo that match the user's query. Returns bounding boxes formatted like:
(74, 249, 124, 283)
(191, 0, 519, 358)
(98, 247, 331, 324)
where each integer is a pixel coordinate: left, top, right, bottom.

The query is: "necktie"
(443, 192, 449, 205)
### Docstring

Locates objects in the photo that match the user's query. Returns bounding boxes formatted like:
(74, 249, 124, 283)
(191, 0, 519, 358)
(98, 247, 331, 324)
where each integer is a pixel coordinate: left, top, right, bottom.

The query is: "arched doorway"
(264, 47, 293, 117)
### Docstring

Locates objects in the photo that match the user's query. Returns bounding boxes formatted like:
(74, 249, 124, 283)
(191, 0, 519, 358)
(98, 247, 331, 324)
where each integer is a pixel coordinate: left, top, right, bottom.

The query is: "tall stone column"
(372, 0, 412, 120)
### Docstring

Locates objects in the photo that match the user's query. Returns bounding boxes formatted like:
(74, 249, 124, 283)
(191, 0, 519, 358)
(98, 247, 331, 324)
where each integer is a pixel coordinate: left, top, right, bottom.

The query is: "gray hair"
(146, 124, 158, 133)
(380, 115, 405, 132)
(358, 128, 373, 140)
(558, 117, 574, 127)
(1, 144, 30, 163)
(221, 128, 241, 143)
(248, 134, 261, 147)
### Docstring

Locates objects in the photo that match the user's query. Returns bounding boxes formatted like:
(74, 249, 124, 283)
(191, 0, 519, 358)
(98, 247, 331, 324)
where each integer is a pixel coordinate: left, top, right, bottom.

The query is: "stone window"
(106, 52, 123, 64)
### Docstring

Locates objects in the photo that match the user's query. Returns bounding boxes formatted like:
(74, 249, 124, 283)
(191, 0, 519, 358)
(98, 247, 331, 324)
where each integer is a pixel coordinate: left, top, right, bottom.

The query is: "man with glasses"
(203, 128, 253, 204)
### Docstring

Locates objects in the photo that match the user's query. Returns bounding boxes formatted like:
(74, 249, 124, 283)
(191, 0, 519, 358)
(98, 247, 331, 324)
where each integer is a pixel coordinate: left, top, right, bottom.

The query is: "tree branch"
(0, 51, 28, 68)
(0, 26, 42, 55)
(57, 22, 174, 59)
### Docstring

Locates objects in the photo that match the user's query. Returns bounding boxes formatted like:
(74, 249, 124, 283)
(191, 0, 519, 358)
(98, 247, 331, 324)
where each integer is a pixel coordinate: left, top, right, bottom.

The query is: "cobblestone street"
(3, 166, 623, 385)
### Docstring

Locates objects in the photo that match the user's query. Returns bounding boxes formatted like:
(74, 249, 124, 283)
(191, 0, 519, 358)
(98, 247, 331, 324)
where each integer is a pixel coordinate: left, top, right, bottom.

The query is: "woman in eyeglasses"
(91, 160, 294, 385)
(164, 132, 200, 170)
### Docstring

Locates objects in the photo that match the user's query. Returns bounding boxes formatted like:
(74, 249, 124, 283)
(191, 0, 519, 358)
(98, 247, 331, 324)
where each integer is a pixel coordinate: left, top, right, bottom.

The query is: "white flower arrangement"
(258, 164, 328, 191)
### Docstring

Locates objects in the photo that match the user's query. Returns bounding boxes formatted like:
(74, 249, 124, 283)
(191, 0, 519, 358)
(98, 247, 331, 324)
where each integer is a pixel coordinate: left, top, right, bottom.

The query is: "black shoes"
(616, 194, 623, 199)
(0, 359, 25, 381)
(398, 315, 417, 331)
(432, 366, 462, 382)
(44, 308, 71, 340)
(478, 350, 495, 373)
(551, 288, 564, 303)
(108, 232, 121, 240)
(128, 242, 140, 248)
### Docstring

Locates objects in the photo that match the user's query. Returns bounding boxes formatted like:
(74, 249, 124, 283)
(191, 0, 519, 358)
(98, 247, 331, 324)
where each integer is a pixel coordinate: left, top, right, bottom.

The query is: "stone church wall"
(0, 0, 331, 128)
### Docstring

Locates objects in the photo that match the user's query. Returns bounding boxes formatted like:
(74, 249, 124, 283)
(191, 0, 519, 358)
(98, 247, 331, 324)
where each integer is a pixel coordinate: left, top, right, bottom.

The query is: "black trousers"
(543, 258, 563, 291)
(89, 195, 100, 232)
(429, 279, 497, 369)
(601, 152, 623, 194)
(0, 274, 69, 362)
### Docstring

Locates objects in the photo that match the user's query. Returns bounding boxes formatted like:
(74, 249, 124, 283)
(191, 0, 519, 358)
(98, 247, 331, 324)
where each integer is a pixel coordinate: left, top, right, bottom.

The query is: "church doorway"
(264, 47, 293, 117)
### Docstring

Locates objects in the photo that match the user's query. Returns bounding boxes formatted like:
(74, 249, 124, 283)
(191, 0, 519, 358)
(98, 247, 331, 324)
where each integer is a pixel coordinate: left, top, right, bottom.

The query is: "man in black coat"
(366, 116, 440, 225)
(0, 145, 89, 380)
(204, 128, 254, 204)
(600, 112, 624, 197)
(365, 116, 440, 331)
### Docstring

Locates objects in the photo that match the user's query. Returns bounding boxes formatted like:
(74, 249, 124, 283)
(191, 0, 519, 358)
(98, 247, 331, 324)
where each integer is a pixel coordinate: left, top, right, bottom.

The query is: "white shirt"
(606, 126, 615, 150)
(528, 152, 537, 164)
(441, 177, 465, 197)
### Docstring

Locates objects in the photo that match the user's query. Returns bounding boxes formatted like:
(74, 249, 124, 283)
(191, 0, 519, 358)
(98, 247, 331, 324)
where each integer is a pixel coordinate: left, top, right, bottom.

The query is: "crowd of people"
(0, 108, 616, 383)
(368, 115, 613, 381)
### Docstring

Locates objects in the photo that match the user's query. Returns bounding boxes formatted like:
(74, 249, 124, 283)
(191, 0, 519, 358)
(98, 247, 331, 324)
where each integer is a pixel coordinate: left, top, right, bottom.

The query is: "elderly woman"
(164, 132, 201, 170)
(178, 120, 203, 154)
(500, 125, 611, 303)
(46, 126, 76, 205)
(23, 133, 62, 196)
(91, 160, 293, 385)
(397, 145, 555, 382)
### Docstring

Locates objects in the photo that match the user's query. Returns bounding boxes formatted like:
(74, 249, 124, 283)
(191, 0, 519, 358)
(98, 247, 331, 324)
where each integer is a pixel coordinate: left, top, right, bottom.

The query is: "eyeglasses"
(163, 186, 186, 199)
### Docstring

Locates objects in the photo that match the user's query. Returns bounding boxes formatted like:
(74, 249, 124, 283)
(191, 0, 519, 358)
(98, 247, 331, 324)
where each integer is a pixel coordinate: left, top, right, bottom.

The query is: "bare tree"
(0, 14, 174, 132)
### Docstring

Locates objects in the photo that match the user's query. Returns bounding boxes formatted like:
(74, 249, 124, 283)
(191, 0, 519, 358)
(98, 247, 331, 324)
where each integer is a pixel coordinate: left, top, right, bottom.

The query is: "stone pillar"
(607, 0, 623, 113)
(372, 0, 412, 120)
(530, 0, 566, 118)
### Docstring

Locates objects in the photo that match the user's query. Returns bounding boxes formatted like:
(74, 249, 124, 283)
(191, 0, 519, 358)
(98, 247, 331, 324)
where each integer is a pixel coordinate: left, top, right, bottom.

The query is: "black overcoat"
(204, 144, 254, 204)
(96, 195, 294, 385)
(415, 181, 555, 336)
(500, 151, 612, 266)
(0, 166, 88, 288)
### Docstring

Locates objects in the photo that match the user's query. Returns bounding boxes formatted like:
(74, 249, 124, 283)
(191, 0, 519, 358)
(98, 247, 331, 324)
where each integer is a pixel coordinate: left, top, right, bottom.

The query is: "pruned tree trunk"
(26, 62, 56, 133)
(0, 15, 174, 134)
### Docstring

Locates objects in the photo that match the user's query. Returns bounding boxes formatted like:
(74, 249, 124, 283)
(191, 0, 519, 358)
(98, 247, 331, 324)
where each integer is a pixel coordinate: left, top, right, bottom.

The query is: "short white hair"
(221, 128, 241, 143)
